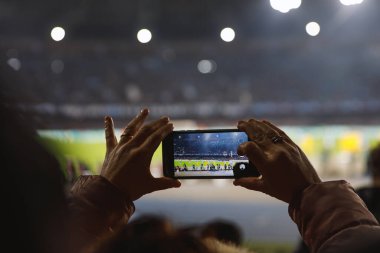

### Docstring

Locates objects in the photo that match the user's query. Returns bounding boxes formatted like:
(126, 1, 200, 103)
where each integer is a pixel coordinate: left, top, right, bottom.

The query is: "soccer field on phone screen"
(173, 159, 247, 177)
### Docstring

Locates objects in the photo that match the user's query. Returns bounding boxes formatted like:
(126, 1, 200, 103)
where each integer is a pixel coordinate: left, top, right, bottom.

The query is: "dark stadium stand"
(1, 0, 380, 127)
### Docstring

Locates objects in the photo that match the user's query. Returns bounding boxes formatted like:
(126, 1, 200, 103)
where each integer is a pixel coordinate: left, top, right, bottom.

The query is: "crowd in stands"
(2, 40, 380, 122)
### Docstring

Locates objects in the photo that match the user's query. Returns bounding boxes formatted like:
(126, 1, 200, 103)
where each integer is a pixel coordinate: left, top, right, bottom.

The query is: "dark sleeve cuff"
(288, 180, 379, 253)
(68, 175, 135, 251)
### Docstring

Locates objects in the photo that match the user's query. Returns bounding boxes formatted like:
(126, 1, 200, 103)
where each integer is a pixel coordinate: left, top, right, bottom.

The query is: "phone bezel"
(162, 129, 255, 179)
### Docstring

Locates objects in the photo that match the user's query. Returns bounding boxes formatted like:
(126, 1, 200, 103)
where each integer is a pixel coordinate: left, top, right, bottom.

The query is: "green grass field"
(244, 241, 295, 253)
(38, 135, 163, 178)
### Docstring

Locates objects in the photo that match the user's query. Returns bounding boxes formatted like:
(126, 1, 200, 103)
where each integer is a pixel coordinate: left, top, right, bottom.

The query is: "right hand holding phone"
(233, 119, 321, 203)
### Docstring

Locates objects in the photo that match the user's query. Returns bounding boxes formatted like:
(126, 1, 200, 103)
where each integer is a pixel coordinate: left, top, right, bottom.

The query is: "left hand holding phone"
(100, 108, 181, 201)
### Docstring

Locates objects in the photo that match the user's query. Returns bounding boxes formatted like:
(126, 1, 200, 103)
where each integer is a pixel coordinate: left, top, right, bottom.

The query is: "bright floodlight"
(51, 27, 65, 41)
(270, 0, 302, 13)
(220, 27, 235, 42)
(197, 59, 217, 74)
(137, 29, 152, 43)
(340, 0, 364, 6)
(305, 22, 320, 36)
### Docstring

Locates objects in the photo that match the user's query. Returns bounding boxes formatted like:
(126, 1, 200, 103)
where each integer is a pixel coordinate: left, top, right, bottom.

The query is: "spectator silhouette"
(94, 214, 212, 253)
(200, 219, 243, 246)
(356, 143, 380, 222)
(95, 215, 255, 253)
(123, 214, 174, 239)
(1, 93, 69, 253)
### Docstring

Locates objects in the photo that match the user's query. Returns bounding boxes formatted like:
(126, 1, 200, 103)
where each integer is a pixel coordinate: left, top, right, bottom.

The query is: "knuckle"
(245, 142, 256, 149)
(118, 143, 132, 153)
(275, 148, 290, 160)
(123, 125, 135, 133)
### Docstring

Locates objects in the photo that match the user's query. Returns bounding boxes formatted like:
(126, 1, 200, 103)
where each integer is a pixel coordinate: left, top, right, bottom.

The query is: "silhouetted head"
(95, 215, 211, 253)
(367, 143, 380, 179)
(123, 214, 174, 238)
(0, 91, 68, 253)
(200, 219, 242, 246)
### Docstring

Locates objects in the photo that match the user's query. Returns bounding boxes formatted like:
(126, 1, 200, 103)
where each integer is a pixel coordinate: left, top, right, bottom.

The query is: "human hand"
(233, 119, 321, 203)
(100, 109, 181, 201)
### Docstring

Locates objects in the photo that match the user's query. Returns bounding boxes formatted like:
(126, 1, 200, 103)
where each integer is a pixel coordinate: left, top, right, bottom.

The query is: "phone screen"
(162, 129, 260, 179)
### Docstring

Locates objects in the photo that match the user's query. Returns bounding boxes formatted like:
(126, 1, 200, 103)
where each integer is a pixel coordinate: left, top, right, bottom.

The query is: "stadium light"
(305, 22, 320, 37)
(220, 27, 235, 42)
(51, 59, 64, 74)
(50, 27, 65, 41)
(137, 28, 152, 43)
(197, 59, 217, 74)
(269, 0, 302, 13)
(7, 58, 21, 71)
(339, 0, 364, 6)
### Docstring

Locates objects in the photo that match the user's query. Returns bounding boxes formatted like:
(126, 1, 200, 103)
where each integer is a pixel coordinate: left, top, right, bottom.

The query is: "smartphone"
(162, 129, 260, 179)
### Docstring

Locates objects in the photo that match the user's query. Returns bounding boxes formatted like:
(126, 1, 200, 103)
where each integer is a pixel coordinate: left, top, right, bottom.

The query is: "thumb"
(233, 177, 266, 193)
(237, 141, 266, 172)
(151, 177, 181, 192)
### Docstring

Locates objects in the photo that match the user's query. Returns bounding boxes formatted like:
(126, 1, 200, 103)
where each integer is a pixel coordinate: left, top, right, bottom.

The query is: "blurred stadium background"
(1, 0, 379, 251)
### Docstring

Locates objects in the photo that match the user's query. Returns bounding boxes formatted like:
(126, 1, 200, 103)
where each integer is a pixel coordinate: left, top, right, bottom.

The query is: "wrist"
(100, 175, 135, 203)
(288, 182, 317, 217)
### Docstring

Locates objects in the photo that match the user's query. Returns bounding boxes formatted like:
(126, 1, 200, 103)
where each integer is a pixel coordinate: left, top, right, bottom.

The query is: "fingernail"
(104, 116, 111, 125)
(140, 108, 149, 115)
(161, 116, 170, 122)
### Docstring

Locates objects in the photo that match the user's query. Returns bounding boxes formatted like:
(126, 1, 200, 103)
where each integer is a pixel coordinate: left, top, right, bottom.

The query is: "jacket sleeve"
(68, 175, 135, 253)
(289, 180, 380, 253)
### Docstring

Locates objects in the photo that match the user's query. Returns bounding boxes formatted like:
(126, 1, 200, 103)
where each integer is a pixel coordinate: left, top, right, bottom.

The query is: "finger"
(139, 123, 174, 158)
(104, 116, 117, 153)
(238, 120, 269, 144)
(129, 117, 170, 147)
(118, 122, 173, 160)
(233, 177, 266, 193)
(149, 177, 181, 192)
(119, 108, 149, 145)
(237, 141, 266, 174)
(262, 120, 293, 143)
(237, 120, 256, 140)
